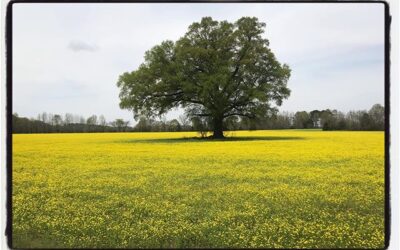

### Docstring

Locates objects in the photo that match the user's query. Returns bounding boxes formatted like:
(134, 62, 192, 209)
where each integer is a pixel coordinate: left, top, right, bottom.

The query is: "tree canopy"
(117, 17, 291, 138)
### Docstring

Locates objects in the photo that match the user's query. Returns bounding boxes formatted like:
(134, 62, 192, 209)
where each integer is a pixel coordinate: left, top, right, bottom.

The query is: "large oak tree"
(117, 17, 291, 138)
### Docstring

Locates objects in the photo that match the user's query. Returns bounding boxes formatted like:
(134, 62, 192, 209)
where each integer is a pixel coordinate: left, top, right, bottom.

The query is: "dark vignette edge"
(4, 1, 392, 250)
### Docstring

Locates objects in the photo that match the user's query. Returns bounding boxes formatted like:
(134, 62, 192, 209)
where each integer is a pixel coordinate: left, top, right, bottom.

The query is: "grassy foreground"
(12, 130, 385, 248)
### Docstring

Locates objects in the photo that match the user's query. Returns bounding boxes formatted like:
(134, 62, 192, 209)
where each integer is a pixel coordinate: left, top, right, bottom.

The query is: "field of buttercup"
(12, 130, 385, 248)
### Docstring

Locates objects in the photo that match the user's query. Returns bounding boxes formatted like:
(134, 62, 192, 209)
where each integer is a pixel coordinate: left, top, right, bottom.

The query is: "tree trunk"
(212, 117, 224, 139)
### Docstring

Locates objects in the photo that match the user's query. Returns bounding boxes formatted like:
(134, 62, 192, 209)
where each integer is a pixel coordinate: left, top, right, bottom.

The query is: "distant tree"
(360, 112, 372, 130)
(99, 115, 106, 125)
(167, 119, 181, 132)
(309, 110, 321, 128)
(346, 111, 362, 130)
(160, 116, 168, 132)
(114, 119, 129, 132)
(134, 117, 151, 132)
(37, 112, 48, 123)
(152, 120, 163, 132)
(225, 115, 240, 131)
(318, 110, 332, 128)
(42, 112, 48, 123)
(191, 117, 209, 138)
(239, 116, 257, 131)
(99, 115, 107, 131)
(274, 112, 292, 129)
(64, 113, 74, 125)
(294, 111, 311, 129)
(87, 115, 98, 125)
(368, 104, 384, 130)
(178, 114, 191, 131)
(51, 114, 62, 132)
(79, 116, 86, 124)
(117, 17, 291, 138)
(52, 114, 63, 126)
(11, 104, 385, 134)
(48, 113, 54, 125)
(13, 113, 129, 133)
(336, 118, 347, 130)
(85, 115, 97, 132)
(13, 114, 53, 133)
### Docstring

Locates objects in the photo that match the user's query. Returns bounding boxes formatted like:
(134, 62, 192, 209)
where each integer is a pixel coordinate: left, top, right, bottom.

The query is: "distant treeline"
(12, 114, 133, 134)
(12, 104, 384, 134)
(234, 103, 384, 131)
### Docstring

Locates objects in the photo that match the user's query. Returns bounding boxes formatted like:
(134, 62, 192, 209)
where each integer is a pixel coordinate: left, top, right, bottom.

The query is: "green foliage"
(294, 111, 311, 129)
(368, 104, 384, 130)
(12, 114, 132, 133)
(322, 104, 384, 131)
(12, 103, 384, 134)
(117, 17, 291, 137)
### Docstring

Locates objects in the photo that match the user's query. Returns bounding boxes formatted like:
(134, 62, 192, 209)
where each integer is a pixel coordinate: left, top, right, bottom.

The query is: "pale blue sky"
(12, 3, 385, 124)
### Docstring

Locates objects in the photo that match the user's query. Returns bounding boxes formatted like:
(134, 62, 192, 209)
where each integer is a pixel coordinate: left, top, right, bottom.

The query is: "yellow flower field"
(12, 130, 385, 248)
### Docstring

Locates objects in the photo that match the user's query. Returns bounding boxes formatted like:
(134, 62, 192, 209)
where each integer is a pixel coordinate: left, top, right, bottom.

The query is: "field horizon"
(12, 130, 385, 248)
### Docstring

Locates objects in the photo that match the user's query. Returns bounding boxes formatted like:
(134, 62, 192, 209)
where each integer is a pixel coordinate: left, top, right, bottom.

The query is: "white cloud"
(67, 40, 98, 52)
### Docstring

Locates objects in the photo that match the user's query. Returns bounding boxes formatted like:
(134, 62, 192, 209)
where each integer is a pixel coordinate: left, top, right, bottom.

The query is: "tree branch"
(192, 113, 212, 117)
(150, 91, 184, 98)
(222, 36, 253, 94)
(223, 112, 255, 119)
